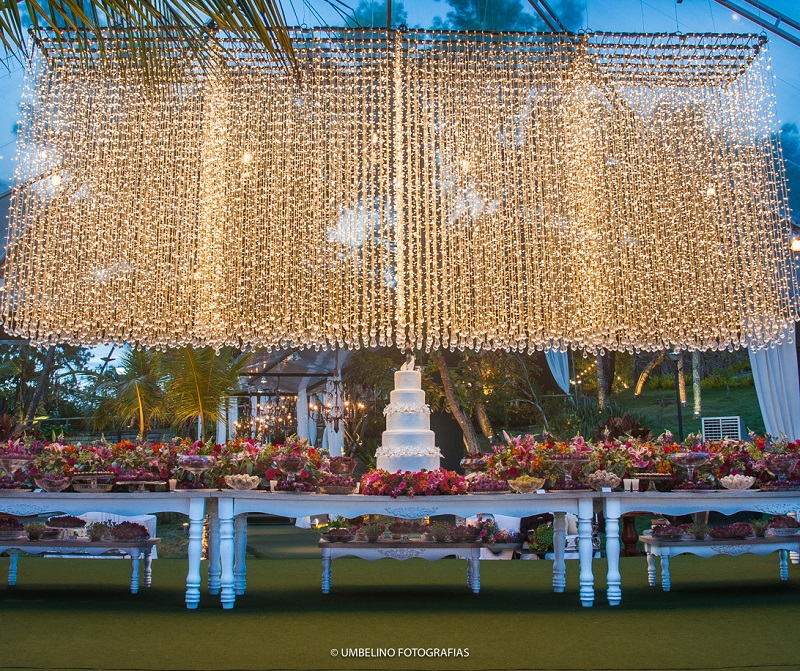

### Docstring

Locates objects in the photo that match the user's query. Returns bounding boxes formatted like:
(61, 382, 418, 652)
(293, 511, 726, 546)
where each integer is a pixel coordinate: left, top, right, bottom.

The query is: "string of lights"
(2, 29, 796, 354)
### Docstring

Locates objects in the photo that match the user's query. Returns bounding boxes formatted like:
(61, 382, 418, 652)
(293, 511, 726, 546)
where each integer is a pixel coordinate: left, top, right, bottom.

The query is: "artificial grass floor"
(1, 552, 799, 671)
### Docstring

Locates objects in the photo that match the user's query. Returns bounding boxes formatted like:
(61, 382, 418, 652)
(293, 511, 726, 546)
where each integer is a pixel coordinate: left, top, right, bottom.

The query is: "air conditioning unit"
(701, 416, 746, 441)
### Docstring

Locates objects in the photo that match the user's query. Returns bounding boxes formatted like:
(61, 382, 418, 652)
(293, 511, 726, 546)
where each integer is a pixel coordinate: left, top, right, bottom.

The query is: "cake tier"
(394, 370, 422, 390)
(389, 389, 426, 405)
(386, 412, 430, 432)
(381, 431, 436, 450)
(376, 453, 441, 473)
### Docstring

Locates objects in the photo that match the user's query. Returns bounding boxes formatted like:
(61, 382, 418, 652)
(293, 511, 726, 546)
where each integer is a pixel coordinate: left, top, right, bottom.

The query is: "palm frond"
(2, 1, 294, 68)
(163, 346, 251, 437)
(92, 348, 167, 436)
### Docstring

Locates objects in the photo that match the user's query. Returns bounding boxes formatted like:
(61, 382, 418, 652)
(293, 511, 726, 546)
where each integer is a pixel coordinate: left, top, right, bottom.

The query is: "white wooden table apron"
(217, 491, 597, 609)
(639, 533, 800, 591)
(0, 491, 213, 609)
(601, 491, 800, 606)
(318, 540, 483, 594)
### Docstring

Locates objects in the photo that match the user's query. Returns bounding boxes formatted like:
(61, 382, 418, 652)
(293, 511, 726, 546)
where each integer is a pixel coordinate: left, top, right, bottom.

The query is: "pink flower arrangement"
(360, 469, 467, 498)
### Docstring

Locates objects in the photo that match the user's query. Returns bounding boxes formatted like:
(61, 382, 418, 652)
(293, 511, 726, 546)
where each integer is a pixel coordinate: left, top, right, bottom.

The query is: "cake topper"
(400, 354, 416, 371)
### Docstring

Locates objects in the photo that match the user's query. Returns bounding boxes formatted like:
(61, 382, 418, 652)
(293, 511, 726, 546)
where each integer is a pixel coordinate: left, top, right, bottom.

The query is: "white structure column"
(216, 399, 228, 445)
(227, 397, 238, 440)
(250, 395, 258, 440)
(296, 385, 309, 441)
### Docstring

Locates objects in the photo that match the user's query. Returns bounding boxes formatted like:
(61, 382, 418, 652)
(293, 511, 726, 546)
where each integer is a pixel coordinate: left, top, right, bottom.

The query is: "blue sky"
(1, 0, 799, 192)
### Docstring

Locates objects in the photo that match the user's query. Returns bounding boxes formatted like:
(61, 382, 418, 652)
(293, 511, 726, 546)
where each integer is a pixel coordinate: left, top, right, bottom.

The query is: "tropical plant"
(162, 346, 251, 441)
(1, 1, 295, 67)
(92, 349, 167, 439)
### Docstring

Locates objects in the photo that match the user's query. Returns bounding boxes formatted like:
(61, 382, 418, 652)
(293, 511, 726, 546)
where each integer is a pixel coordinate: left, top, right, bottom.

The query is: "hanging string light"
(3, 29, 797, 354)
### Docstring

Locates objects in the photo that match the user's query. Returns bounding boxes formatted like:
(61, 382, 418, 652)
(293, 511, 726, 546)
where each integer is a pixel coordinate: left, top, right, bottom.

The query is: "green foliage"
(93, 349, 167, 438)
(162, 346, 251, 440)
(648, 373, 692, 390)
(0, 343, 93, 434)
(546, 398, 641, 442)
(346, 0, 407, 27)
(527, 523, 554, 553)
(432, 0, 540, 31)
(24, 521, 46, 540)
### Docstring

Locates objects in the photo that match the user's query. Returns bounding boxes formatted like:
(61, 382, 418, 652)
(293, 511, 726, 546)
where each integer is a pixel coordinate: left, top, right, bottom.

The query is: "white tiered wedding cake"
(376, 358, 442, 473)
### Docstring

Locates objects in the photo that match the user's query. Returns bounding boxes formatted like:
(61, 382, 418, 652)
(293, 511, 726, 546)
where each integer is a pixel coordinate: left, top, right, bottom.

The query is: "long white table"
(0, 491, 212, 608)
(601, 491, 800, 605)
(219, 491, 597, 609)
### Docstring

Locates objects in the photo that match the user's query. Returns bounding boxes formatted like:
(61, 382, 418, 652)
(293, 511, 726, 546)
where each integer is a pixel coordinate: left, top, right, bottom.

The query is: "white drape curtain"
(295, 386, 309, 441)
(545, 350, 571, 394)
(748, 334, 800, 441)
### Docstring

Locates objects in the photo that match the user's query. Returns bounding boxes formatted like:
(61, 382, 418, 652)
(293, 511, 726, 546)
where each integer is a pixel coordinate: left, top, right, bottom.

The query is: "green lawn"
(1, 553, 799, 671)
(609, 384, 765, 437)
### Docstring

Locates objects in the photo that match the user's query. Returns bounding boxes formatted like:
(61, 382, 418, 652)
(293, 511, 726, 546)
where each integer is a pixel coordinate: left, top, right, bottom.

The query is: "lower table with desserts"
(318, 539, 482, 593)
(0, 537, 160, 593)
(601, 490, 800, 605)
(0, 490, 212, 607)
(221, 491, 597, 608)
(640, 532, 800, 591)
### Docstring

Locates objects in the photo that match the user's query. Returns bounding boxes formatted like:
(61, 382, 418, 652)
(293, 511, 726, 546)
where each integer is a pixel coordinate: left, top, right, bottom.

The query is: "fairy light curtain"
(3, 30, 797, 354)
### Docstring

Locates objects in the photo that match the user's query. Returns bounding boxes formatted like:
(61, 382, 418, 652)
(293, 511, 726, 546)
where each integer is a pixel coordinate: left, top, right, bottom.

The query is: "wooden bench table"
(318, 539, 482, 594)
(0, 538, 160, 594)
(640, 532, 800, 592)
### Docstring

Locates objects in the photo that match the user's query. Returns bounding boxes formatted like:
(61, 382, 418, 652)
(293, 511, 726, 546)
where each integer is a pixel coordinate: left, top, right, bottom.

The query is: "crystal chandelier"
(3, 30, 797, 354)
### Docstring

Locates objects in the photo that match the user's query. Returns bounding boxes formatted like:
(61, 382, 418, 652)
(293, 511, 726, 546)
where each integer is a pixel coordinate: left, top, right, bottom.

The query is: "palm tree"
(1, 1, 295, 66)
(162, 346, 250, 442)
(92, 348, 167, 439)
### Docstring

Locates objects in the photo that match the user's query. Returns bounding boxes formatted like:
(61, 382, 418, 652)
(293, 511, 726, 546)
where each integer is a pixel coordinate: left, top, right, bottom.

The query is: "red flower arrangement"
(360, 469, 468, 498)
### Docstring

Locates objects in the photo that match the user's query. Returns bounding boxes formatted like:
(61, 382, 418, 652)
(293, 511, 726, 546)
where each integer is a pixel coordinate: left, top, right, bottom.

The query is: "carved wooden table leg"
(144, 549, 153, 588)
(552, 512, 567, 593)
(130, 551, 140, 594)
(207, 504, 221, 595)
(621, 513, 643, 556)
(8, 551, 18, 586)
(470, 556, 481, 594)
(322, 552, 331, 594)
(647, 551, 656, 586)
(185, 497, 205, 609)
(234, 514, 248, 596)
(780, 550, 789, 581)
(660, 554, 671, 592)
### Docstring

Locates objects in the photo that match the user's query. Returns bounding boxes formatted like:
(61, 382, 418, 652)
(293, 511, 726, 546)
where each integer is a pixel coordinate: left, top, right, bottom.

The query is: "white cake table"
(220, 491, 597, 608)
(318, 539, 482, 593)
(639, 532, 800, 591)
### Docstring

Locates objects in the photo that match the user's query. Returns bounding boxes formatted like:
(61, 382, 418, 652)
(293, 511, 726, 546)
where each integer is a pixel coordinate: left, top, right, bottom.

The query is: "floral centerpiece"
(767, 514, 800, 535)
(708, 522, 752, 539)
(450, 524, 480, 542)
(425, 521, 452, 542)
(650, 523, 685, 539)
(46, 515, 86, 528)
(360, 469, 467, 498)
(109, 521, 150, 541)
(0, 438, 36, 474)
